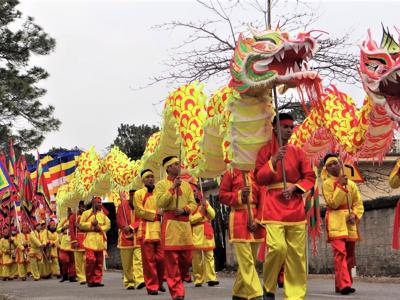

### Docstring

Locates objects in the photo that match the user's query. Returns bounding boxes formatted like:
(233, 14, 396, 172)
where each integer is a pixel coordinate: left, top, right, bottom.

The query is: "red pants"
(330, 239, 355, 291)
(164, 250, 192, 299)
(85, 249, 104, 284)
(142, 241, 165, 292)
(59, 250, 76, 277)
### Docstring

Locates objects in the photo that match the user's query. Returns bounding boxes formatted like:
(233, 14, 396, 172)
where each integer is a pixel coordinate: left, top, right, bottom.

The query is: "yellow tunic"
(0, 237, 16, 265)
(79, 208, 111, 251)
(57, 219, 72, 251)
(15, 233, 30, 263)
(154, 177, 197, 250)
(29, 231, 45, 259)
(323, 176, 364, 241)
(189, 201, 216, 251)
(46, 231, 59, 258)
(134, 188, 161, 241)
(389, 159, 400, 189)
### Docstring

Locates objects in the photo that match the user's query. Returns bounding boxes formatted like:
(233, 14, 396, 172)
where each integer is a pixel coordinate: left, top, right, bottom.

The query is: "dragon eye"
(365, 62, 379, 71)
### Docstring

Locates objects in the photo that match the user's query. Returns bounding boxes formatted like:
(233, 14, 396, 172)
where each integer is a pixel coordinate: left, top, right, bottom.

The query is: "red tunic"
(255, 135, 315, 224)
(219, 168, 265, 242)
(69, 214, 85, 251)
(116, 200, 141, 248)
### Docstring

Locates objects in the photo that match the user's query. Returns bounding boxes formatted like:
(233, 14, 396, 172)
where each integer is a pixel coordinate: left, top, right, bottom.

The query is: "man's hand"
(157, 209, 164, 216)
(241, 186, 250, 203)
(174, 208, 185, 216)
(271, 145, 288, 168)
(172, 176, 182, 189)
(282, 185, 296, 200)
(71, 241, 78, 249)
(248, 221, 258, 232)
(92, 219, 98, 227)
(347, 213, 356, 225)
(338, 174, 348, 186)
(122, 226, 131, 234)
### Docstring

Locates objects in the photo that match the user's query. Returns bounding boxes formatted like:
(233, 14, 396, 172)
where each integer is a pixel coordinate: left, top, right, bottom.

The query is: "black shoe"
(59, 275, 68, 282)
(264, 292, 275, 300)
(277, 282, 284, 288)
(340, 286, 352, 295)
(207, 280, 219, 286)
(173, 297, 184, 300)
(183, 278, 192, 283)
(80, 281, 87, 285)
(158, 285, 166, 292)
(127, 286, 135, 290)
(195, 283, 202, 287)
(69, 277, 78, 282)
(349, 287, 356, 293)
(137, 282, 145, 289)
(21, 277, 27, 281)
(56, 275, 61, 279)
(147, 290, 158, 295)
(87, 282, 96, 287)
(96, 283, 104, 287)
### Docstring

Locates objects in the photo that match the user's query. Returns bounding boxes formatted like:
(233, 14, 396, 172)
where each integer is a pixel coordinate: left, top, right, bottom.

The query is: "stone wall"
(309, 196, 400, 276)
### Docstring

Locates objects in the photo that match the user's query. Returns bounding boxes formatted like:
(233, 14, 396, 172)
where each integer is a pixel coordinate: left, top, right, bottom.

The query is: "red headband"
(279, 119, 294, 126)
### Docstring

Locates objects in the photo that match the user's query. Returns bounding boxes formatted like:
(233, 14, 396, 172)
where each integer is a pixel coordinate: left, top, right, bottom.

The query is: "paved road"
(1, 271, 399, 299)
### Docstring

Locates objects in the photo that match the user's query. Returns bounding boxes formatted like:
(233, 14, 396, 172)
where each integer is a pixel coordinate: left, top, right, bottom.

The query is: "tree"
(0, 0, 60, 153)
(149, 0, 358, 87)
(110, 124, 159, 160)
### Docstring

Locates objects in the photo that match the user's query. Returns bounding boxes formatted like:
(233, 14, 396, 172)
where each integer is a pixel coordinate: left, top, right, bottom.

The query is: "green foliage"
(111, 124, 159, 160)
(0, 0, 60, 152)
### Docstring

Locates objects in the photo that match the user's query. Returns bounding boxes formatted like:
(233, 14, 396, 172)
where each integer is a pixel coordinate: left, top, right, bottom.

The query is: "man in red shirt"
(255, 113, 315, 300)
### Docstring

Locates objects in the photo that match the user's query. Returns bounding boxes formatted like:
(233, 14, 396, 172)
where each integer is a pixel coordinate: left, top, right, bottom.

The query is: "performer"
(46, 219, 60, 278)
(116, 189, 145, 290)
(10, 226, 18, 279)
(322, 154, 364, 295)
(15, 222, 30, 281)
(255, 113, 316, 300)
(219, 168, 265, 300)
(79, 196, 111, 287)
(189, 181, 219, 287)
(134, 169, 165, 295)
(57, 208, 77, 282)
(0, 227, 16, 281)
(154, 156, 197, 300)
(70, 200, 87, 284)
(28, 221, 46, 281)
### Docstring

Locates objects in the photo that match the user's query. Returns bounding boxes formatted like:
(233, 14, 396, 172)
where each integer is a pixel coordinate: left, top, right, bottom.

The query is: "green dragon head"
(360, 26, 400, 121)
(229, 27, 320, 94)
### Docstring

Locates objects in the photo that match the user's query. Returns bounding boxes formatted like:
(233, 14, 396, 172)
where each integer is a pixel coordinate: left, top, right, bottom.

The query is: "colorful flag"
(0, 159, 13, 194)
(8, 139, 17, 187)
(35, 152, 51, 210)
(18, 157, 34, 212)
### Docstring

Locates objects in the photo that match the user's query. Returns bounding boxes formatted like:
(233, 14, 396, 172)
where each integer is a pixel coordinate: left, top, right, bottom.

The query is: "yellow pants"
(11, 263, 18, 278)
(192, 249, 218, 285)
(120, 247, 144, 288)
(50, 257, 60, 276)
(29, 256, 44, 280)
(263, 223, 306, 300)
(2, 264, 13, 279)
(74, 251, 86, 283)
(41, 257, 51, 277)
(18, 262, 29, 278)
(233, 242, 263, 299)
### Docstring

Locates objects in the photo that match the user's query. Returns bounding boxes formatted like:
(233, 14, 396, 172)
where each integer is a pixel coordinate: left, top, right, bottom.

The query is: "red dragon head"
(360, 26, 400, 121)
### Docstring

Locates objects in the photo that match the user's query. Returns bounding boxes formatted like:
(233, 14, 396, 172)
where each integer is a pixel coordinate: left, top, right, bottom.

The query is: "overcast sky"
(18, 0, 400, 155)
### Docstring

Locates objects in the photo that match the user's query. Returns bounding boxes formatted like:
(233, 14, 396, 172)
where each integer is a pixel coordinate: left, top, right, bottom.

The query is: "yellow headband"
(163, 157, 179, 169)
(324, 156, 339, 167)
(141, 170, 154, 180)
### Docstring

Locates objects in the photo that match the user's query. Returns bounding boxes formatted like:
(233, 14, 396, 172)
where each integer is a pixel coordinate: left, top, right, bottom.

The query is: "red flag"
(35, 151, 51, 211)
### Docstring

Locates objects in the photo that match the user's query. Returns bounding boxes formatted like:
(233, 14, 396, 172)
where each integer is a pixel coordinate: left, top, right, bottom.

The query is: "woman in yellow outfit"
(47, 219, 61, 277)
(0, 227, 16, 281)
(322, 154, 364, 295)
(189, 182, 219, 287)
(15, 222, 31, 280)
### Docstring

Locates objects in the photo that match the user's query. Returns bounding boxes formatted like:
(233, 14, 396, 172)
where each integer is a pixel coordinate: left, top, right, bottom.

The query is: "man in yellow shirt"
(189, 182, 219, 287)
(322, 154, 364, 295)
(70, 201, 87, 284)
(134, 169, 166, 295)
(79, 196, 111, 287)
(154, 156, 197, 300)
(0, 226, 15, 281)
(28, 221, 46, 281)
(46, 219, 60, 278)
(116, 190, 145, 290)
(57, 208, 77, 282)
(15, 222, 30, 281)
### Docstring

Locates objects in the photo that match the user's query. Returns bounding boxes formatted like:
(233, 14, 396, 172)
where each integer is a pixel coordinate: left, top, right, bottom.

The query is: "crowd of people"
(10, 113, 400, 300)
